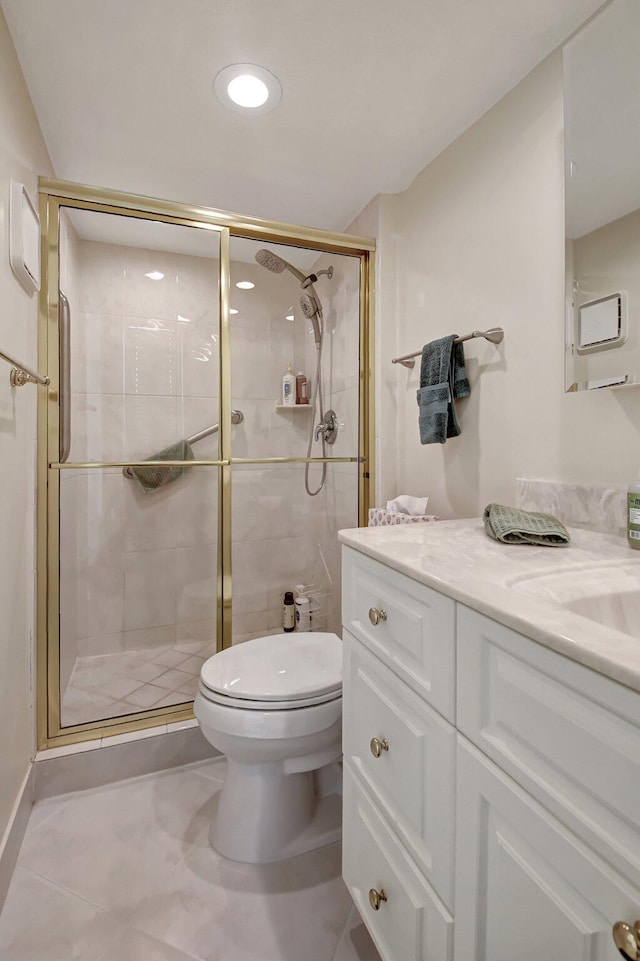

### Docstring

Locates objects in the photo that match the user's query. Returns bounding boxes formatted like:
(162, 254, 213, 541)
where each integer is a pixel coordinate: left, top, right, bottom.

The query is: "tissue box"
(368, 508, 440, 527)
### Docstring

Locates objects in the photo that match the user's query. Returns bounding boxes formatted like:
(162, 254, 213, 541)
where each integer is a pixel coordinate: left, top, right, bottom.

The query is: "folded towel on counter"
(483, 503, 570, 547)
(386, 495, 429, 516)
(416, 335, 470, 444)
(130, 439, 195, 493)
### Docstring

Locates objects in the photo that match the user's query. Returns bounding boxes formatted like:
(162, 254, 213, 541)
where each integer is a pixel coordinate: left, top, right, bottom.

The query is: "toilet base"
(210, 759, 342, 864)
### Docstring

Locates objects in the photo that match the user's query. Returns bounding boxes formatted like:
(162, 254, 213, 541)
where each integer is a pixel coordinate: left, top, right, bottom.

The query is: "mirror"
(564, 0, 640, 392)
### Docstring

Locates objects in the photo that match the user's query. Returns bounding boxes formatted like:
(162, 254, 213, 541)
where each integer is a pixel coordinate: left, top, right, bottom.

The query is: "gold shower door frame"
(36, 178, 375, 748)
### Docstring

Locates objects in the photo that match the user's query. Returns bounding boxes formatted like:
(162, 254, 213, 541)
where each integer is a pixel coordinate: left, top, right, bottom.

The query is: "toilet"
(194, 631, 343, 864)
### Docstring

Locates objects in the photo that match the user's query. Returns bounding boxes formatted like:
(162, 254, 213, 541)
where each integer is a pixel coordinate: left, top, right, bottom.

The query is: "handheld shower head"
(255, 248, 306, 284)
(255, 248, 285, 273)
(300, 293, 322, 348)
(255, 248, 328, 348)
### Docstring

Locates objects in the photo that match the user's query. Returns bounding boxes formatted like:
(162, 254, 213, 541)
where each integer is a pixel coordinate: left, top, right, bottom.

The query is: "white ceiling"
(2, 0, 605, 234)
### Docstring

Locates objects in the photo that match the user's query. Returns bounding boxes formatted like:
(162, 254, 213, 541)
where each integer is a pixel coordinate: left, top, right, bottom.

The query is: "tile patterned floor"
(62, 641, 217, 726)
(0, 758, 380, 961)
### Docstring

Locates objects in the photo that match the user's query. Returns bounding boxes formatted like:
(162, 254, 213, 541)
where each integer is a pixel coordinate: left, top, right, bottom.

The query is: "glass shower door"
(55, 207, 221, 730)
(228, 236, 361, 645)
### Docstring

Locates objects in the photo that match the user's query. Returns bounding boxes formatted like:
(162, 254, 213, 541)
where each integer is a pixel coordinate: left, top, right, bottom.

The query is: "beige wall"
(0, 10, 52, 841)
(370, 51, 640, 518)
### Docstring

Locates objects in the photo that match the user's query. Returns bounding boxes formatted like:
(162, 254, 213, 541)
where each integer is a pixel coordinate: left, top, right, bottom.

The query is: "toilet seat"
(195, 687, 343, 740)
(197, 682, 342, 711)
(199, 632, 342, 710)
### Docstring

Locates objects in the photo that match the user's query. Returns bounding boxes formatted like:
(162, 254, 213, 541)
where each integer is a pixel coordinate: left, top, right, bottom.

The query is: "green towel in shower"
(483, 503, 570, 546)
(130, 439, 195, 493)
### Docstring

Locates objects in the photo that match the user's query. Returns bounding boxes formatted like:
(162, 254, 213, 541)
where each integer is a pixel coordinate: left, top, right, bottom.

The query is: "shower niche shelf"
(275, 404, 313, 411)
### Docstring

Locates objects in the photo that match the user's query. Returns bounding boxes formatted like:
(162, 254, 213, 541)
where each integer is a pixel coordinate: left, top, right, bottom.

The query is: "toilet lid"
(200, 632, 342, 703)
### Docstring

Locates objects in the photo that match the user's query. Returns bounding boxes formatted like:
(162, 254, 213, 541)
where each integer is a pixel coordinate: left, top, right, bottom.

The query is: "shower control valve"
(314, 409, 338, 444)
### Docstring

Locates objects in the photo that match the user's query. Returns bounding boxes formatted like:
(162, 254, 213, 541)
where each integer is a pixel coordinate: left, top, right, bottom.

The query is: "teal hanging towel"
(416, 335, 470, 444)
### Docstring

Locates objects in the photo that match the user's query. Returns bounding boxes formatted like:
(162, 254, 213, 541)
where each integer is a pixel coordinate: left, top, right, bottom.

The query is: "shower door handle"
(59, 291, 71, 464)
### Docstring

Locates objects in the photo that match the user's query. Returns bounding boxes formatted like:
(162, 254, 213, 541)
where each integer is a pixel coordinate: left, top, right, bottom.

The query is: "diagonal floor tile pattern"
(61, 641, 216, 726)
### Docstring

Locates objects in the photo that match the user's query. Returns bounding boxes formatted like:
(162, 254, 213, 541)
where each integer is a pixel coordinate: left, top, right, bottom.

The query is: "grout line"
(13, 865, 120, 920)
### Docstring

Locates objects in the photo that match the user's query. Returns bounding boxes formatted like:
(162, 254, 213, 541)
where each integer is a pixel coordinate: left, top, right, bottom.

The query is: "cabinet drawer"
(343, 631, 455, 906)
(455, 736, 640, 961)
(342, 547, 455, 721)
(457, 605, 640, 882)
(343, 762, 454, 961)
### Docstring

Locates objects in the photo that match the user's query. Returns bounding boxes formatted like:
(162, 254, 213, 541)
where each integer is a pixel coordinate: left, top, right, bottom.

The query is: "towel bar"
(392, 328, 504, 369)
(122, 409, 244, 478)
(0, 347, 50, 386)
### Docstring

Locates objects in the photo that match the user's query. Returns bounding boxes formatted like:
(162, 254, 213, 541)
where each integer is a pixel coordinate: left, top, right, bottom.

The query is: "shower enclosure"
(37, 179, 374, 747)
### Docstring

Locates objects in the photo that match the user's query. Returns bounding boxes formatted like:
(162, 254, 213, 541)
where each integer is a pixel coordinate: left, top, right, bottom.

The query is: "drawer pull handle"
(613, 921, 640, 960)
(368, 607, 387, 626)
(370, 737, 389, 758)
(368, 888, 387, 911)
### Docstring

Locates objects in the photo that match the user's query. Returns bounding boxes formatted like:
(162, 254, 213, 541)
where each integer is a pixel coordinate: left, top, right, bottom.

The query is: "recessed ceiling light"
(145, 270, 164, 280)
(230, 308, 239, 315)
(228, 74, 268, 108)
(214, 64, 282, 115)
(236, 281, 255, 290)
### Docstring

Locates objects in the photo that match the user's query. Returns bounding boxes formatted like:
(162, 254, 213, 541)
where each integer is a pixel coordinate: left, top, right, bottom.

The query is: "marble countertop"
(339, 519, 640, 693)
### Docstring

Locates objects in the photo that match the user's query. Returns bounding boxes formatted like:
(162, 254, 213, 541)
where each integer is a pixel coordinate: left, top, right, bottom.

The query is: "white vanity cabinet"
(341, 545, 640, 961)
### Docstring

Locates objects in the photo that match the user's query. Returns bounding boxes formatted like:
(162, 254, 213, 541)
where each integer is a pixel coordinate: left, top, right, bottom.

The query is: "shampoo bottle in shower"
(283, 591, 295, 632)
(294, 585, 311, 632)
(282, 363, 295, 406)
(628, 474, 640, 549)
(295, 372, 307, 405)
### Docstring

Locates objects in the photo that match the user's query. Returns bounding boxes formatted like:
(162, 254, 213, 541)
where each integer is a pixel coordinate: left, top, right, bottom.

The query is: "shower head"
(255, 248, 306, 284)
(300, 293, 322, 348)
(299, 292, 317, 318)
(256, 247, 328, 348)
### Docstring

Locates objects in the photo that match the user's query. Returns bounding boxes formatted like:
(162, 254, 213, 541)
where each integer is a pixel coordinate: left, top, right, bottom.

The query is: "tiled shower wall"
(57, 227, 361, 723)
(230, 247, 360, 640)
(59, 230, 221, 684)
(302, 249, 360, 634)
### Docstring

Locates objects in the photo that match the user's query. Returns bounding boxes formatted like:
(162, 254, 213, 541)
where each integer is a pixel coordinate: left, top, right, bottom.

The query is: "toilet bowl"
(194, 631, 343, 864)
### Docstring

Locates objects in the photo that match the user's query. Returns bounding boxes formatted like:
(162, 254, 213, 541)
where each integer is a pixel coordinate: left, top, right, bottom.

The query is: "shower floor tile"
(0, 759, 378, 961)
(61, 642, 216, 726)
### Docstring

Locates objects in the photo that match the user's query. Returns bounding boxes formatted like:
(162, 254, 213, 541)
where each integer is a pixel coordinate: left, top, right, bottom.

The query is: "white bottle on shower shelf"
(294, 585, 311, 632)
(282, 363, 295, 407)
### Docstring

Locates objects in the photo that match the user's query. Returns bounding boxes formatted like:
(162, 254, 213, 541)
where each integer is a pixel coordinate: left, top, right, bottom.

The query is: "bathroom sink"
(563, 590, 640, 636)
(509, 562, 640, 636)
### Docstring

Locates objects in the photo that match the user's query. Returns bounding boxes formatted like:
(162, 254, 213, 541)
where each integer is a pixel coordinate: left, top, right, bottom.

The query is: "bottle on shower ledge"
(282, 363, 295, 407)
(283, 591, 295, 632)
(294, 585, 312, 632)
(295, 371, 307, 405)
